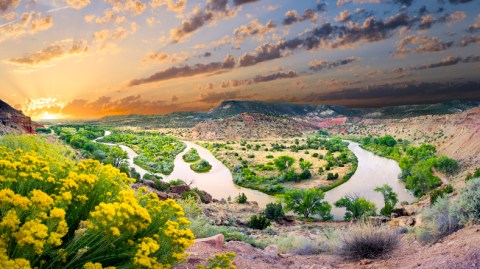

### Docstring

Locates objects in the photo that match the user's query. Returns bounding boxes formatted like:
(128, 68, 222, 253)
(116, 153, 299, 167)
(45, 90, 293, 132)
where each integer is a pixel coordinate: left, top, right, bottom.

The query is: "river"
(96, 132, 415, 219)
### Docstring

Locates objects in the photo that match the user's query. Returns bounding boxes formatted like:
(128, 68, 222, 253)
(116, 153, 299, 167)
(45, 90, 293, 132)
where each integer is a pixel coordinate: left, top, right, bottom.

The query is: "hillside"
(191, 113, 318, 140)
(328, 107, 480, 170)
(0, 99, 35, 134)
(89, 100, 479, 128)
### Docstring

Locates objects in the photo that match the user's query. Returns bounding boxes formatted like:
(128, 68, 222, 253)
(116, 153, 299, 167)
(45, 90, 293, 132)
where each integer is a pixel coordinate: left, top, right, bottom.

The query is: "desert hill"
(0, 99, 35, 134)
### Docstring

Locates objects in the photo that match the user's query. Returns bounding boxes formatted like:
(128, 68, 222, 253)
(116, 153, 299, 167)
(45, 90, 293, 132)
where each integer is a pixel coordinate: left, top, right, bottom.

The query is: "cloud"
(337, 0, 382, 7)
(141, 51, 190, 64)
(199, 90, 252, 103)
(170, 0, 236, 42)
(238, 42, 283, 67)
(309, 57, 359, 71)
(6, 39, 88, 66)
(129, 54, 235, 86)
(0, 0, 20, 13)
(335, 10, 352, 23)
(300, 80, 480, 106)
(467, 14, 480, 32)
(66, 0, 91, 9)
(459, 35, 480, 47)
(448, 0, 474, 4)
(62, 95, 188, 118)
(282, 9, 318, 26)
(232, 0, 261, 6)
(412, 55, 480, 70)
(151, 0, 187, 13)
(233, 19, 276, 42)
(393, 35, 454, 58)
(0, 12, 53, 43)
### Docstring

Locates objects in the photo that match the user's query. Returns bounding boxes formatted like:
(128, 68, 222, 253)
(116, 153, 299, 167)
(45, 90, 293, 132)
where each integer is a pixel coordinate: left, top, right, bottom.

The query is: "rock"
(194, 234, 224, 249)
(201, 191, 213, 204)
(142, 180, 157, 188)
(391, 216, 416, 227)
(368, 216, 390, 226)
(168, 193, 182, 200)
(283, 215, 295, 222)
(359, 259, 373, 265)
(170, 185, 190, 194)
(391, 206, 408, 217)
(219, 198, 227, 204)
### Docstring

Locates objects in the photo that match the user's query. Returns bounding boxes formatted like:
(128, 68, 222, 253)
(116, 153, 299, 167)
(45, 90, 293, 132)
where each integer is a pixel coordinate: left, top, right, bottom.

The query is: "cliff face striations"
(0, 99, 35, 134)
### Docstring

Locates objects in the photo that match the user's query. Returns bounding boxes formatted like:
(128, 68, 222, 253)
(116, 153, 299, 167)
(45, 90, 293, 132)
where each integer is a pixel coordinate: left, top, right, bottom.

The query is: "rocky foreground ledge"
(177, 225, 479, 269)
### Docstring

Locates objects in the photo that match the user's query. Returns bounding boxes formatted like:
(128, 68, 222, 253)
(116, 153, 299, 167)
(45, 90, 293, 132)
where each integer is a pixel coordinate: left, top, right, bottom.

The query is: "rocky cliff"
(0, 99, 35, 134)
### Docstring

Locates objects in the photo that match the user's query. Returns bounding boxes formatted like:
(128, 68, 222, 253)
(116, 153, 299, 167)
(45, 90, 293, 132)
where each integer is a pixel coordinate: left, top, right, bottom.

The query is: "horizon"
(1, 0, 479, 120)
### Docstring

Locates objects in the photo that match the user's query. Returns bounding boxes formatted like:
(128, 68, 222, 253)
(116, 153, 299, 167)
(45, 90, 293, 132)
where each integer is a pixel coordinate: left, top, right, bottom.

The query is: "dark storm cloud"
(309, 57, 359, 71)
(129, 55, 235, 86)
(302, 81, 480, 105)
(412, 55, 480, 70)
(282, 9, 318, 25)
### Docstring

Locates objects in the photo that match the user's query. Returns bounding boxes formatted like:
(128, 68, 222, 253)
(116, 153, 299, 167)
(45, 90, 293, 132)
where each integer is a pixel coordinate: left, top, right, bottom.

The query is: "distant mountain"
(0, 99, 35, 134)
(90, 100, 479, 128)
(209, 100, 480, 119)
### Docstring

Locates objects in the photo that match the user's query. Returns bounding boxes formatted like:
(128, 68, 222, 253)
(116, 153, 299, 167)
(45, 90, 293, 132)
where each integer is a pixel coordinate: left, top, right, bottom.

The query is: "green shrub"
(198, 253, 236, 269)
(170, 179, 186, 186)
(266, 155, 274, 159)
(465, 168, 480, 182)
(430, 184, 454, 205)
(247, 215, 271, 230)
(455, 177, 480, 224)
(264, 203, 284, 221)
(235, 193, 248, 204)
(416, 196, 460, 244)
(339, 223, 400, 260)
(183, 148, 201, 163)
(190, 159, 212, 173)
(334, 195, 377, 221)
(276, 235, 332, 255)
(312, 153, 319, 157)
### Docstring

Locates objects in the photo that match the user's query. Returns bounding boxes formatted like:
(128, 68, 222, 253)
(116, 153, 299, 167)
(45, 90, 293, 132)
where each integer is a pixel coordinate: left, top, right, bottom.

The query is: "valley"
(1, 99, 479, 269)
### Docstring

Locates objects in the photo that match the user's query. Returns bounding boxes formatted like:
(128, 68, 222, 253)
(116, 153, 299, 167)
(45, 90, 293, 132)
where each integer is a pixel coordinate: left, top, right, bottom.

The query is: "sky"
(0, 0, 479, 120)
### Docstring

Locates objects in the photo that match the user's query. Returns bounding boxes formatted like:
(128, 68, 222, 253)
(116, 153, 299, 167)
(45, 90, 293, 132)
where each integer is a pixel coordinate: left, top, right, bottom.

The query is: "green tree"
(334, 194, 377, 221)
(374, 184, 399, 216)
(434, 156, 458, 175)
(274, 155, 295, 173)
(299, 160, 313, 180)
(281, 188, 332, 219)
(106, 146, 128, 168)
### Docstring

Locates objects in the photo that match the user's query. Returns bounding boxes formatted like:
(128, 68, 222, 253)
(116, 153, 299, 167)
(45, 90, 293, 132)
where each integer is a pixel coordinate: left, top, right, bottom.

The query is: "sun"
(34, 112, 66, 121)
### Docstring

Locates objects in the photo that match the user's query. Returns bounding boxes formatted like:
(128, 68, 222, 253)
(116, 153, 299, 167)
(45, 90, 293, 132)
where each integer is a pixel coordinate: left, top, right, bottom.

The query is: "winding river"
(96, 132, 415, 219)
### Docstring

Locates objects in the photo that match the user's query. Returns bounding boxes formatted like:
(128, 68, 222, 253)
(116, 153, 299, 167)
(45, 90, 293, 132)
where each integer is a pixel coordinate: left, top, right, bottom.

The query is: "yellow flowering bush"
(0, 135, 194, 268)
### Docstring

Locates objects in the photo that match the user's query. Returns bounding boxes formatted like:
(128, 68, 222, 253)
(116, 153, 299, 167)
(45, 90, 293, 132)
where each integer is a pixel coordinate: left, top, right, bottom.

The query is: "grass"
(339, 223, 400, 260)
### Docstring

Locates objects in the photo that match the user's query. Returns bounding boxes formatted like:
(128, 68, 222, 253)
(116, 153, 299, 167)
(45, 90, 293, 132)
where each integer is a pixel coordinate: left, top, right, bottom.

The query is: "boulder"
(390, 216, 416, 227)
(368, 216, 390, 226)
(168, 193, 182, 200)
(194, 234, 224, 249)
(283, 215, 295, 222)
(391, 206, 408, 217)
(142, 180, 157, 189)
(170, 185, 191, 194)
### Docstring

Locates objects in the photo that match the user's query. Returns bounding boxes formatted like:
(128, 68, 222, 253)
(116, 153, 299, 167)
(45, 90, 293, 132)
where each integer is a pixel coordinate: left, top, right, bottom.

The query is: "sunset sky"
(0, 0, 479, 120)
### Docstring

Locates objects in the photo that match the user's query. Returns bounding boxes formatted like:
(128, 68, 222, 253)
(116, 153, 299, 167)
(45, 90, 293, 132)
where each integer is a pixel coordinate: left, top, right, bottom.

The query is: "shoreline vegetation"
(200, 133, 358, 196)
